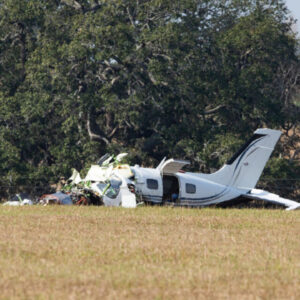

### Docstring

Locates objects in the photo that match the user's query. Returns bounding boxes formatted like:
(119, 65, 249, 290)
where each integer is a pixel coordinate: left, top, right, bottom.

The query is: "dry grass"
(0, 207, 299, 300)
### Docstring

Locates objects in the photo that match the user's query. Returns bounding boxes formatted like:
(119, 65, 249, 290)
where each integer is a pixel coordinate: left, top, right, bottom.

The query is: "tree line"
(0, 0, 299, 199)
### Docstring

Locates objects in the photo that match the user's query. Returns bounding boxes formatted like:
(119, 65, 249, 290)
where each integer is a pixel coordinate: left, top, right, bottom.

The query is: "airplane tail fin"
(206, 128, 282, 191)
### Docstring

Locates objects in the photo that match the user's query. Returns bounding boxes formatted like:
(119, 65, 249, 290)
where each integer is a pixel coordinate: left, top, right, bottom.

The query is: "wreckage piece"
(97, 153, 111, 166)
(118, 182, 136, 208)
(84, 165, 111, 182)
(3, 193, 33, 206)
(111, 175, 136, 208)
(73, 194, 89, 205)
(244, 189, 300, 210)
(101, 155, 113, 166)
(113, 164, 134, 179)
(65, 153, 136, 207)
(100, 153, 128, 167)
(68, 153, 130, 185)
(83, 164, 133, 183)
(89, 174, 136, 208)
(39, 192, 73, 205)
(71, 188, 103, 206)
(115, 153, 128, 163)
(66, 170, 104, 205)
(68, 169, 82, 184)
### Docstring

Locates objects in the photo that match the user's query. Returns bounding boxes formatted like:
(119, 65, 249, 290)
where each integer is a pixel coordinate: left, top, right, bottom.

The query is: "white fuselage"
(131, 166, 242, 206)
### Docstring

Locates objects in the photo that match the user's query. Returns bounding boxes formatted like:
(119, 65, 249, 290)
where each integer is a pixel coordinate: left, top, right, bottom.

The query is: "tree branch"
(61, 0, 84, 11)
(107, 126, 119, 138)
(203, 105, 226, 115)
(86, 111, 109, 145)
(127, 6, 136, 28)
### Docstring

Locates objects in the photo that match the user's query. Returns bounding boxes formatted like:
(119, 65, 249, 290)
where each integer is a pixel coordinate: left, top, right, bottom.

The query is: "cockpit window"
(106, 177, 122, 199)
(146, 179, 158, 190)
(110, 178, 122, 188)
(186, 183, 196, 194)
(96, 183, 109, 193)
(105, 186, 119, 199)
(96, 178, 122, 199)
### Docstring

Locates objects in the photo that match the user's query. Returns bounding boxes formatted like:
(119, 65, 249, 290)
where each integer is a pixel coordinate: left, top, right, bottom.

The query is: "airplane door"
(157, 159, 189, 203)
(157, 159, 190, 175)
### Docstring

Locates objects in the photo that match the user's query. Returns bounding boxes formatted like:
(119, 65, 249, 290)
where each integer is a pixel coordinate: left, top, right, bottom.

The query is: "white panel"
(158, 159, 190, 175)
(245, 189, 300, 210)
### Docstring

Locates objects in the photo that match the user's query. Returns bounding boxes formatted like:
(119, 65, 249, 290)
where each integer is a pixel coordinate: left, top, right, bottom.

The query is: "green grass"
(0, 206, 299, 299)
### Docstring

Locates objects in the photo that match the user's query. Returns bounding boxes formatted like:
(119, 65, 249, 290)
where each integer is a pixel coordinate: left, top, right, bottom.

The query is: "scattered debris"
(39, 192, 72, 205)
(3, 193, 33, 206)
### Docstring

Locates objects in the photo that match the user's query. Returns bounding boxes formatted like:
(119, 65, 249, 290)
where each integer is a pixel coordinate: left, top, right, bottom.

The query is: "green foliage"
(260, 157, 300, 199)
(263, 157, 300, 180)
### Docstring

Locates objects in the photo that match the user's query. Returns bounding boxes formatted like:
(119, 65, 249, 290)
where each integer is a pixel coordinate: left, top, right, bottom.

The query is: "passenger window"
(147, 179, 158, 190)
(186, 183, 196, 194)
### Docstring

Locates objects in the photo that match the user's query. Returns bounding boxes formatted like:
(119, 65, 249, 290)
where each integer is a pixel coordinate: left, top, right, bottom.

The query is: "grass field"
(0, 207, 299, 299)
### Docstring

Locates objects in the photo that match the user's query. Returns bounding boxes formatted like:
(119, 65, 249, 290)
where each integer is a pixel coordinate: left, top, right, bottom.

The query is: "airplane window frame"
(186, 183, 196, 194)
(146, 179, 159, 190)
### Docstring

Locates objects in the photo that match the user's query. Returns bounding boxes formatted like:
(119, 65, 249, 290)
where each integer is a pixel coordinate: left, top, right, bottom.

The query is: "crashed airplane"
(68, 128, 300, 210)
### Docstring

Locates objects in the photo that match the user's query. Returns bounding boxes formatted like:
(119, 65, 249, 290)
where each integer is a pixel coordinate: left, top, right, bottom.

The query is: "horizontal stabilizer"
(244, 189, 300, 210)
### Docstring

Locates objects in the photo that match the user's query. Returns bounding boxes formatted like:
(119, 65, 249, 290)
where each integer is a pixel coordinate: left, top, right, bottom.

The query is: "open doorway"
(162, 175, 180, 203)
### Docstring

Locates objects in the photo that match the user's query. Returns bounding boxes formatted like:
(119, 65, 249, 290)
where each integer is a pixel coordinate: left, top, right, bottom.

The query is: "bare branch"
(126, 6, 136, 28)
(86, 112, 109, 145)
(110, 76, 120, 85)
(203, 105, 226, 115)
(61, 0, 83, 11)
(107, 126, 119, 138)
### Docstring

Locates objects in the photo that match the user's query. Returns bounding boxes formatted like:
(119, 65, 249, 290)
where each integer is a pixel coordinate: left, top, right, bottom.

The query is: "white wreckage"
(2, 193, 33, 206)
(66, 153, 137, 208)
